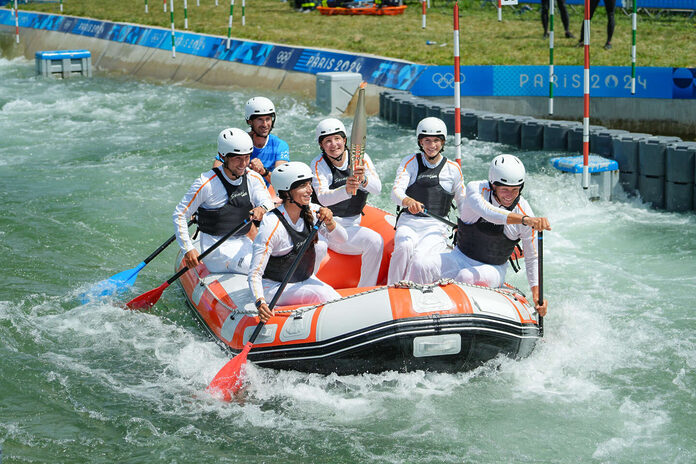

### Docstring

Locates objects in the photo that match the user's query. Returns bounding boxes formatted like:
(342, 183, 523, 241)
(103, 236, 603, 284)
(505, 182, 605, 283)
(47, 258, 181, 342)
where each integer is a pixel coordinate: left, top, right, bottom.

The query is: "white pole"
(582, 0, 590, 190)
(453, 1, 462, 165)
(421, 0, 426, 29)
(14, 0, 19, 44)
(184, 0, 188, 29)
(548, 0, 555, 114)
(242, 0, 245, 26)
(226, 0, 234, 49)
(170, 0, 176, 58)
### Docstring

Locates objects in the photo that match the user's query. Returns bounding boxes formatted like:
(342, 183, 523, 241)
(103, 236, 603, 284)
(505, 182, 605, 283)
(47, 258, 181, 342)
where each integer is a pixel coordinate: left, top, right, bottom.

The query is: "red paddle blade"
(207, 342, 253, 402)
(125, 282, 170, 310)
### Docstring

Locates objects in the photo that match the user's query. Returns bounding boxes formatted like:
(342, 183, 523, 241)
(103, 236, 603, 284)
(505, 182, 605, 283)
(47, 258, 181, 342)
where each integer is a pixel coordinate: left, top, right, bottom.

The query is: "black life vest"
(196, 167, 253, 237)
(455, 188, 520, 265)
(262, 209, 316, 283)
(403, 153, 454, 218)
(318, 152, 368, 218)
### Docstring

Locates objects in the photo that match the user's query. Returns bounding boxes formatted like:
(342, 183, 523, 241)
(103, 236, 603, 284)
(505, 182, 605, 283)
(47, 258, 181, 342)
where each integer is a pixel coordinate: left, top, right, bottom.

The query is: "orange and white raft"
(177, 205, 541, 375)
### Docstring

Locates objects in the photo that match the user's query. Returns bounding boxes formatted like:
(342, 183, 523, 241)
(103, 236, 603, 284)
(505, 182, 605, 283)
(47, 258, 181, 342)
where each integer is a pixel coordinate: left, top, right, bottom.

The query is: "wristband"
(521, 215, 529, 226)
(255, 298, 265, 309)
(262, 167, 270, 177)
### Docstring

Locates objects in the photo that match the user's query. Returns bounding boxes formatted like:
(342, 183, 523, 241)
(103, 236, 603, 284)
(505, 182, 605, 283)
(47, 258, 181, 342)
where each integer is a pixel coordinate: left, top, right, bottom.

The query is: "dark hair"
(279, 189, 318, 243)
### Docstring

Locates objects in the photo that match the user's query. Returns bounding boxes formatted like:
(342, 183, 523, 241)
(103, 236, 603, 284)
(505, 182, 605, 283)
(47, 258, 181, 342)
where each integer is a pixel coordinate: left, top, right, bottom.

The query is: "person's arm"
(248, 215, 280, 314)
(357, 153, 382, 195)
(391, 154, 422, 213)
(315, 206, 348, 244)
(172, 175, 211, 268)
(516, 200, 548, 317)
(247, 170, 275, 214)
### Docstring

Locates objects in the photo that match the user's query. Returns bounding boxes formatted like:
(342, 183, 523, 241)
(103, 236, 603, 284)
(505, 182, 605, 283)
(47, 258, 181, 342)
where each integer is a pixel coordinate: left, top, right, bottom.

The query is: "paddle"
(80, 219, 195, 302)
(207, 219, 324, 401)
(423, 208, 456, 228)
(125, 219, 250, 310)
(537, 230, 544, 337)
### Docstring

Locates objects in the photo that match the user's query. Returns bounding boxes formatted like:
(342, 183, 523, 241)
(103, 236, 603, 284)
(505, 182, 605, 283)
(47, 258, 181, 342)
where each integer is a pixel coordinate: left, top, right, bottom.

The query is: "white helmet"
(316, 118, 347, 143)
(244, 96, 276, 122)
(489, 154, 526, 187)
(217, 128, 253, 157)
(271, 161, 314, 192)
(416, 117, 447, 139)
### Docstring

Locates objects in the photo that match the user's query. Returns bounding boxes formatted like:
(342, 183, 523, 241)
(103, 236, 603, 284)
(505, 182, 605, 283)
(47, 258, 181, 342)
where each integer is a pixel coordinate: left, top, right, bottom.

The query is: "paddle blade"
(207, 342, 253, 402)
(125, 281, 170, 310)
(79, 262, 145, 303)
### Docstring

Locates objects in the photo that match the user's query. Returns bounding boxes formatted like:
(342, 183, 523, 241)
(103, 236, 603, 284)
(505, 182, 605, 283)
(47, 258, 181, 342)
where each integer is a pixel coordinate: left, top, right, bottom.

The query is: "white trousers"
(438, 247, 508, 288)
(387, 215, 449, 285)
(261, 275, 341, 307)
(328, 215, 384, 287)
(200, 233, 253, 274)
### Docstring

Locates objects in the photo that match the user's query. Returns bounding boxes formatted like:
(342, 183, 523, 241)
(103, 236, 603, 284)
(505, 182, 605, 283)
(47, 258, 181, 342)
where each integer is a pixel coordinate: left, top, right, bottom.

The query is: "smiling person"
(214, 97, 290, 186)
(310, 118, 384, 287)
(173, 128, 273, 274)
(388, 117, 466, 285)
(249, 161, 348, 322)
(430, 154, 551, 316)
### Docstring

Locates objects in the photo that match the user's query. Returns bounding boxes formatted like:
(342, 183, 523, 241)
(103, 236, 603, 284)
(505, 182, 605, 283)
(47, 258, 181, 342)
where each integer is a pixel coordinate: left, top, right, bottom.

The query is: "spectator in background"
(541, 0, 575, 39)
(576, 0, 616, 50)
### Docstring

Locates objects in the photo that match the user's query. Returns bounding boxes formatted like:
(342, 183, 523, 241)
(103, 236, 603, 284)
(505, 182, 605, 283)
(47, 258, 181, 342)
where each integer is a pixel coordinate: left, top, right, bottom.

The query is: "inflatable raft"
(317, 5, 407, 15)
(177, 205, 541, 375)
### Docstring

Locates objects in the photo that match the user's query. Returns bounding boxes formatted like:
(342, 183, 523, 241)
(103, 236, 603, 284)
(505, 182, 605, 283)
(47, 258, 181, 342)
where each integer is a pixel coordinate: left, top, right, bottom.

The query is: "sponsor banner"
(214, 39, 273, 66)
(411, 66, 494, 96)
(411, 65, 694, 99)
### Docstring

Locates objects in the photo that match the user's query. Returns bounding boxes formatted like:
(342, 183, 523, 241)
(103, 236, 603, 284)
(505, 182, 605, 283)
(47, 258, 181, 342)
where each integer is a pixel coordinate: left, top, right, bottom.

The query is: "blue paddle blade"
(79, 261, 146, 303)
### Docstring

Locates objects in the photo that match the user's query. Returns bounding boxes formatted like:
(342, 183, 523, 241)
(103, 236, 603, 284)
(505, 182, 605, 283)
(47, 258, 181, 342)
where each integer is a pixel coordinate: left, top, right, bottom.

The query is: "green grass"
(15, 0, 696, 67)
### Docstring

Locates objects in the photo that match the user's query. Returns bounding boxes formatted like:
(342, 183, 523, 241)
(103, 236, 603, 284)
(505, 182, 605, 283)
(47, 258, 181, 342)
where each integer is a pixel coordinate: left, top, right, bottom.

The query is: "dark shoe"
(543, 32, 549, 39)
(565, 31, 575, 39)
(575, 41, 584, 48)
(604, 42, 612, 50)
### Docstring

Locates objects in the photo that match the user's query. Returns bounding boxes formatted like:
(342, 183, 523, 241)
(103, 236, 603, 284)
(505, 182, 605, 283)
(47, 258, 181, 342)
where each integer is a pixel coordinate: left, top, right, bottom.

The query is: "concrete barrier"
(613, 133, 652, 194)
(478, 113, 504, 143)
(520, 119, 544, 150)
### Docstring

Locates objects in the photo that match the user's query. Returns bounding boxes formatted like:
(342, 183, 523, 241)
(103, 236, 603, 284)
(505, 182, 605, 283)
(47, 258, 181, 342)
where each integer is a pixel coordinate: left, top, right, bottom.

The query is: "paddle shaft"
(423, 209, 456, 228)
(538, 230, 544, 337)
(143, 219, 195, 265)
(247, 220, 323, 344)
(166, 219, 249, 285)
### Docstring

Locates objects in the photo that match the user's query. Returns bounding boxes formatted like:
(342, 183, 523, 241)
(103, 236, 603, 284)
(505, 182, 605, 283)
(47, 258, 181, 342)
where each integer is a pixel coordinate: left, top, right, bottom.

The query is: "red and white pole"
(453, 1, 462, 166)
(14, 0, 19, 44)
(163, 0, 167, 12)
(582, 0, 590, 189)
(497, 0, 502, 21)
(421, 0, 426, 29)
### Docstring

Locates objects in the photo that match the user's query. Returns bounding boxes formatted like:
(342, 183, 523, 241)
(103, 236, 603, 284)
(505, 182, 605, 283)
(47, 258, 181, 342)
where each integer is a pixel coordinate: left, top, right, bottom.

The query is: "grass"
(14, 0, 696, 67)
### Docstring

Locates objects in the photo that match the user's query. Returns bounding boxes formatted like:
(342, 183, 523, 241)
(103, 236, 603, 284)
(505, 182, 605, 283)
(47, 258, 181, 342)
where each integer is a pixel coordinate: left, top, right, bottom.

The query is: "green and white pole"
(242, 0, 245, 26)
(548, 0, 555, 114)
(169, 0, 176, 58)
(145, 0, 148, 13)
(631, 0, 637, 94)
(184, 0, 188, 29)
(226, 0, 234, 49)
(59, 0, 63, 13)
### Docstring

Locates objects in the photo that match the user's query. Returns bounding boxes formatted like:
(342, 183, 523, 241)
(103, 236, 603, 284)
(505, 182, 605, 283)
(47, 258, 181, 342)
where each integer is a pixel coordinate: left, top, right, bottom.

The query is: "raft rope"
(189, 270, 531, 319)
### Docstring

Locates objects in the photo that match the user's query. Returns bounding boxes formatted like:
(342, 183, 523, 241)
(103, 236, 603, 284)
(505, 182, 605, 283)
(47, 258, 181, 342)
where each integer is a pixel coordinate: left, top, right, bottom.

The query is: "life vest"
(318, 152, 368, 218)
(196, 168, 253, 237)
(403, 153, 454, 218)
(262, 209, 316, 283)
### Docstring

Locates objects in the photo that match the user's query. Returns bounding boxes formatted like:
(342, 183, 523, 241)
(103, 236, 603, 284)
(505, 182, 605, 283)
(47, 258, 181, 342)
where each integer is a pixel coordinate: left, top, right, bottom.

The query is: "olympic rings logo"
(432, 72, 455, 88)
(275, 51, 293, 65)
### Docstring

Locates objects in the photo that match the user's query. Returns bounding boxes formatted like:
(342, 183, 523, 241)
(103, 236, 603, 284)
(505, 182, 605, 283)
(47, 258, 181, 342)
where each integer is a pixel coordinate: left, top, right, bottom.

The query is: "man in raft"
(310, 118, 384, 287)
(214, 96, 290, 187)
(173, 128, 273, 273)
(411, 154, 551, 316)
(388, 117, 466, 285)
(249, 162, 348, 322)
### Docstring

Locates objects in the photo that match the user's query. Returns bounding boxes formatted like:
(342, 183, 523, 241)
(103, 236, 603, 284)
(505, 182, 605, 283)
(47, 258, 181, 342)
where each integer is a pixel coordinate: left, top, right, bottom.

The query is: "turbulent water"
(1, 52, 695, 464)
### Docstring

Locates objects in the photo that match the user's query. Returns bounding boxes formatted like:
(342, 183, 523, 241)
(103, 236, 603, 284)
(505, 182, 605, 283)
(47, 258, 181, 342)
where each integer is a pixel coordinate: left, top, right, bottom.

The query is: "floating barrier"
(35, 49, 92, 78)
(378, 91, 694, 212)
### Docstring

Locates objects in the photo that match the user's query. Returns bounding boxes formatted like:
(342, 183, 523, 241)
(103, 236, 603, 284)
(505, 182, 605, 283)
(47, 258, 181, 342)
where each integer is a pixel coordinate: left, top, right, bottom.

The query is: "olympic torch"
(348, 82, 367, 196)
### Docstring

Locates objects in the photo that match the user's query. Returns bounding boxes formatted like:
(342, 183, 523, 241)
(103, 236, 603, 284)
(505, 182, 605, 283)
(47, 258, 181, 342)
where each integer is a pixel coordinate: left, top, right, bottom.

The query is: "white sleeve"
(463, 181, 510, 225)
(172, 175, 211, 254)
(311, 155, 351, 207)
(359, 153, 382, 195)
(445, 160, 467, 212)
(248, 214, 282, 302)
(391, 154, 418, 206)
(247, 170, 274, 211)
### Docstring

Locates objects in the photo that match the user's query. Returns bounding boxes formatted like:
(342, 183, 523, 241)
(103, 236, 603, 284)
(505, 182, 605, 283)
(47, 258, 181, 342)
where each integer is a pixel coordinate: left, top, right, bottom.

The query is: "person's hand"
(249, 158, 266, 176)
(524, 216, 552, 232)
(535, 298, 548, 317)
(402, 197, 424, 215)
(256, 300, 273, 322)
(316, 207, 336, 230)
(249, 206, 267, 222)
(183, 249, 200, 269)
(346, 175, 361, 195)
